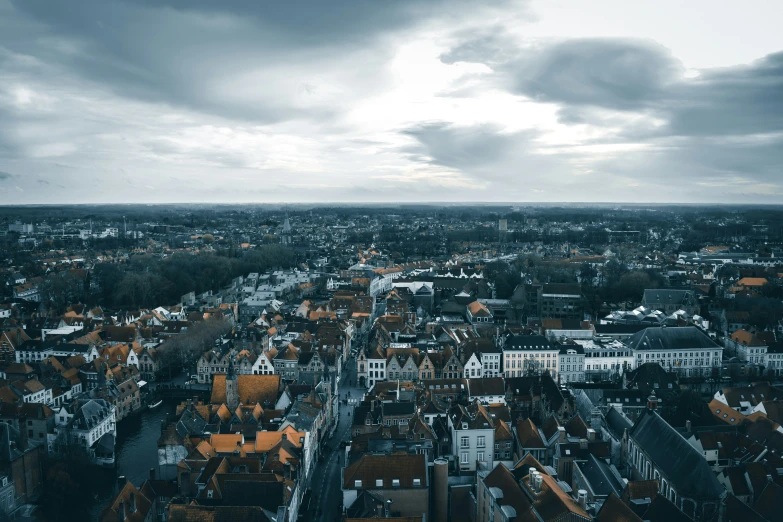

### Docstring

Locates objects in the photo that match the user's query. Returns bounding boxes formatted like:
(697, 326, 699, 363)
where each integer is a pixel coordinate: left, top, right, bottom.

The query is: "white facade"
(366, 357, 386, 388)
(558, 348, 585, 383)
(464, 353, 483, 379)
(450, 418, 495, 472)
(481, 352, 502, 377)
(251, 353, 276, 375)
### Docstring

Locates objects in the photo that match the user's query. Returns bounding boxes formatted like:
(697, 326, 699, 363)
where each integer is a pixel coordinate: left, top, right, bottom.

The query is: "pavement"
(312, 355, 366, 522)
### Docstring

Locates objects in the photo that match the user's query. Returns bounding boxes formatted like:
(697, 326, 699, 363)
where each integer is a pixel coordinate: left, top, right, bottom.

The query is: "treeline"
(90, 245, 296, 309)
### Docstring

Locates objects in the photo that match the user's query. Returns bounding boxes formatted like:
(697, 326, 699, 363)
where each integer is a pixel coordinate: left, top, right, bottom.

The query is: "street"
(311, 354, 364, 521)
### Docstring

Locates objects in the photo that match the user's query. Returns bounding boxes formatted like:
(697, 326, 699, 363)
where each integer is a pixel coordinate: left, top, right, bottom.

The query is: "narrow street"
(311, 354, 364, 521)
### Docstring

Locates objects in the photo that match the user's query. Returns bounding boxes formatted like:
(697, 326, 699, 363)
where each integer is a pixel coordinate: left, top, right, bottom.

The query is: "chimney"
(685, 419, 692, 432)
(590, 408, 602, 431)
(528, 467, 536, 487)
(376, 504, 384, 518)
(587, 429, 596, 442)
(578, 489, 588, 509)
(281, 432, 287, 441)
(129, 492, 137, 513)
(149, 468, 156, 481)
(579, 438, 588, 450)
(647, 393, 658, 410)
(535, 473, 543, 494)
(117, 476, 127, 492)
(385, 499, 392, 518)
(117, 501, 126, 521)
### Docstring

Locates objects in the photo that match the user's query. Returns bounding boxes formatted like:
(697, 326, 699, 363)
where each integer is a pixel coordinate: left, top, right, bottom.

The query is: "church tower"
(226, 358, 239, 410)
(281, 210, 293, 245)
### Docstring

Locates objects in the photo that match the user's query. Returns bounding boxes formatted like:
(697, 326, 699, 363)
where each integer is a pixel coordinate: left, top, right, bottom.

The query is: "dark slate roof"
(629, 409, 724, 501)
(382, 402, 415, 416)
(604, 408, 633, 441)
(643, 289, 695, 306)
(578, 454, 624, 497)
(594, 324, 650, 335)
(504, 335, 553, 350)
(626, 327, 719, 351)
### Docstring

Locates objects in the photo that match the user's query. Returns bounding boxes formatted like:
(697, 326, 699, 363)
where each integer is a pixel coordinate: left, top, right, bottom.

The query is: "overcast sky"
(1, 0, 782, 204)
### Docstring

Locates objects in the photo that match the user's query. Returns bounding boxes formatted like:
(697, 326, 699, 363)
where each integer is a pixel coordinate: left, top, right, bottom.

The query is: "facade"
(726, 329, 768, 366)
(503, 335, 560, 380)
(557, 344, 585, 384)
(574, 339, 636, 381)
(540, 283, 583, 320)
(449, 401, 495, 472)
(53, 399, 117, 466)
(627, 327, 722, 377)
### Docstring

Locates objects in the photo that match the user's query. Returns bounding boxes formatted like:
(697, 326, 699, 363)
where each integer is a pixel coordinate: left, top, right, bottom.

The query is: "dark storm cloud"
(6, 0, 492, 123)
(496, 37, 783, 137)
(667, 52, 783, 136)
(510, 38, 682, 110)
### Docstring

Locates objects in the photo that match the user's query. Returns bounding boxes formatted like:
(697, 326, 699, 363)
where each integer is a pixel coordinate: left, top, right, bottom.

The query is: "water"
(87, 399, 179, 520)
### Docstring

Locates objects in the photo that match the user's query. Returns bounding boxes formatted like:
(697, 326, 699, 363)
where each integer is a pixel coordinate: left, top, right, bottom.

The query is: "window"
(477, 452, 484, 461)
(413, 478, 421, 486)
(392, 479, 400, 487)
(376, 479, 383, 487)
(461, 452, 469, 464)
(461, 436, 469, 448)
(477, 436, 486, 448)
(355, 480, 362, 488)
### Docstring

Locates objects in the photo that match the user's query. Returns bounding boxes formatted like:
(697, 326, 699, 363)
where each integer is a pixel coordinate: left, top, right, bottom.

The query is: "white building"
(464, 353, 483, 379)
(503, 335, 560, 379)
(53, 399, 116, 466)
(557, 345, 585, 384)
(627, 327, 722, 377)
(574, 339, 636, 380)
(449, 401, 495, 472)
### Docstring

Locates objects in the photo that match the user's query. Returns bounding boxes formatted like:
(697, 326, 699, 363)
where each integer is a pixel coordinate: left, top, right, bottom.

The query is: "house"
(0, 329, 31, 363)
(449, 400, 495, 471)
(53, 398, 117, 466)
(466, 301, 493, 324)
(642, 289, 699, 316)
(342, 453, 429, 519)
(0, 422, 45, 504)
(99, 477, 156, 522)
(627, 326, 722, 377)
(539, 283, 584, 320)
(727, 330, 768, 366)
(466, 377, 506, 405)
(558, 344, 585, 384)
(625, 396, 725, 521)
(477, 463, 591, 522)
(503, 335, 560, 380)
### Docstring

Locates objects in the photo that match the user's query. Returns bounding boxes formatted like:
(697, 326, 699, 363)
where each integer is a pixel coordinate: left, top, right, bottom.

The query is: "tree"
(202, 233, 215, 244)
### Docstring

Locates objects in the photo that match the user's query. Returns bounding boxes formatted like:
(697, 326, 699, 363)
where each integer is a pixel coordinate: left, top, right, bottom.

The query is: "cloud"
(0, 1, 782, 204)
(508, 38, 682, 111)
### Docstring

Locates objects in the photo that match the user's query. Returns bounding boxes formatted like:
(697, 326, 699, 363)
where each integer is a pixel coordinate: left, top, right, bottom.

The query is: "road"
(311, 354, 365, 521)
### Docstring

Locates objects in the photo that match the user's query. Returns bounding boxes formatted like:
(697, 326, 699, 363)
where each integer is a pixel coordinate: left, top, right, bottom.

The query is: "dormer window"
(413, 478, 421, 486)
(376, 479, 383, 487)
(355, 480, 362, 488)
(392, 479, 400, 487)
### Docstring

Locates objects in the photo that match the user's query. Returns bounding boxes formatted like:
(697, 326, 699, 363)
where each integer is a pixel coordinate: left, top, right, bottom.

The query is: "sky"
(0, 0, 782, 204)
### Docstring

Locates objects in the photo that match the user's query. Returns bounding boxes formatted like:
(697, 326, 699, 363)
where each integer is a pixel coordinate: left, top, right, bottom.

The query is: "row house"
(449, 400, 495, 472)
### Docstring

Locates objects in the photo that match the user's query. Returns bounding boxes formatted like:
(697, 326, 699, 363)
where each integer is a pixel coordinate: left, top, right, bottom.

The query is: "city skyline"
(1, 0, 782, 204)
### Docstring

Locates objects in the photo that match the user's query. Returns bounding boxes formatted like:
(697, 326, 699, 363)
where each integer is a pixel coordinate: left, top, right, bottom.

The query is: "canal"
(87, 399, 179, 520)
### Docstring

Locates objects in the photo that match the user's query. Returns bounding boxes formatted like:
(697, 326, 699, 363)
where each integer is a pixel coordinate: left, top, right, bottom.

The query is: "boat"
(148, 400, 163, 409)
